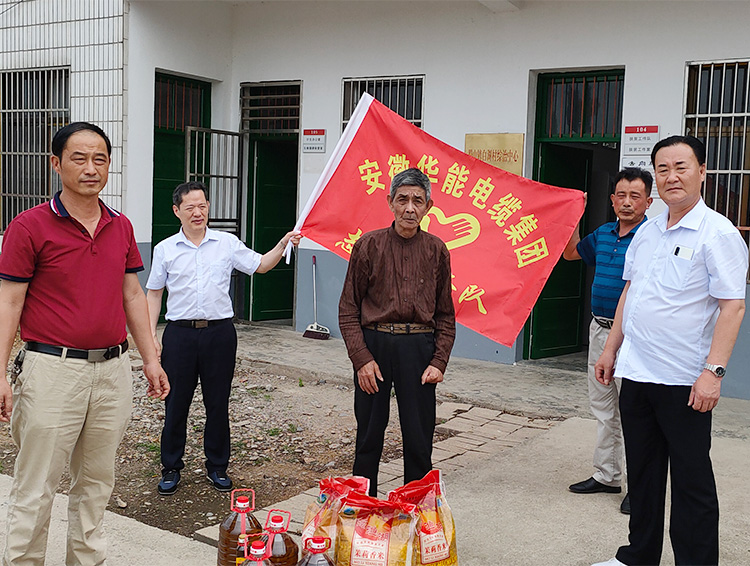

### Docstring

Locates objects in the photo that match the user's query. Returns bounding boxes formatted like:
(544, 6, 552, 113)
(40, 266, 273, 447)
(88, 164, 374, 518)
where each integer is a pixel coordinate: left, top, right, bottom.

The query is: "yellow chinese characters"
(359, 159, 386, 195)
(459, 284, 488, 315)
(417, 154, 440, 185)
(468, 176, 494, 209)
(487, 192, 522, 227)
(441, 163, 470, 198)
(503, 214, 539, 246)
(515, 237, 549, 268)
(388, 154, 410, 179)
(335, 228, 363, 255)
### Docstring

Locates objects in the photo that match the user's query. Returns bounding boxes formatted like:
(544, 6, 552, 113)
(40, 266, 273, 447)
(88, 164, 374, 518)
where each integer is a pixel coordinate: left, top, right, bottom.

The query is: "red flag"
(297, 94, 584, 347)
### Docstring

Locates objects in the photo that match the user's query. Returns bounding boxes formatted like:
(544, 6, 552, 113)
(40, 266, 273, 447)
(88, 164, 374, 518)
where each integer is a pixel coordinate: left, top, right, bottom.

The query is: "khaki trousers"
(587, 319, 624, 487)
(3, 350, 132, 566)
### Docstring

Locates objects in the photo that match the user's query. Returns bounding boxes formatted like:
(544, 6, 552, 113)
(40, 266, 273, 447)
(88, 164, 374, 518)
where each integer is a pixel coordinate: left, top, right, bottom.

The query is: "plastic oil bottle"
(241, 540, 272, 566)
(264, 510, 299, 566)
(296, 537, 334, 566)
(218, 489, 263, 566)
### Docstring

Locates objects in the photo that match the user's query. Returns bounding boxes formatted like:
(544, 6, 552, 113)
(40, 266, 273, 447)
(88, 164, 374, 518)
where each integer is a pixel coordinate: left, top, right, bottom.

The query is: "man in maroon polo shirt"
(0, 122, 169, 566)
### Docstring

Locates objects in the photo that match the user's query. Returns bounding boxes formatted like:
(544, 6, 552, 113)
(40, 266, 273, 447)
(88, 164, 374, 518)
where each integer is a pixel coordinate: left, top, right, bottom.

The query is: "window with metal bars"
(684, 61, 750, 236)
(342, 75, 424, 131)
(0, 67, 70, 232)
(240, 82, 301, 135)
(154, 73, 211, 132)
(537, 71, 624, 142)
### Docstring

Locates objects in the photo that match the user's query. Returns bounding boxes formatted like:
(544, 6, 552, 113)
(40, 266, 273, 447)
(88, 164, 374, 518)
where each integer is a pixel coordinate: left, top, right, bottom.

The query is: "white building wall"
(125, 0, 235, 240)
(0, 0, 126, 208)
(125, 1, 750, 392)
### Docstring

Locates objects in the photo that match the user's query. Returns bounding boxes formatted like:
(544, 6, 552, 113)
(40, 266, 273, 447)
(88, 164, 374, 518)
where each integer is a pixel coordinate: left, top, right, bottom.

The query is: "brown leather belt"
(364, 323, 434, 335)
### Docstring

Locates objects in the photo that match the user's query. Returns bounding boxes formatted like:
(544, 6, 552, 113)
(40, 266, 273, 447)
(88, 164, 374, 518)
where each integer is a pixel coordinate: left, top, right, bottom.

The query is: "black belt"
(169, 318, 232, 329)
(364, 323, 434, 335)
(26, 340, 129, 363)
(592, 315, 614, 329)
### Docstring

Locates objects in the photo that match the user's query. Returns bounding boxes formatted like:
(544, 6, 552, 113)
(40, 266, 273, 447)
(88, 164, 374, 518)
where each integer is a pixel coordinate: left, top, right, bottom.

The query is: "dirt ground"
(0, 339, 430, 538)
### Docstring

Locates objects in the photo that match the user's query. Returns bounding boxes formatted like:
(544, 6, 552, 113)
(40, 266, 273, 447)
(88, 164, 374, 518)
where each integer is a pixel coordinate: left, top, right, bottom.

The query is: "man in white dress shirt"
(146, 181, 300, 495)
(592, 136, 747, 566)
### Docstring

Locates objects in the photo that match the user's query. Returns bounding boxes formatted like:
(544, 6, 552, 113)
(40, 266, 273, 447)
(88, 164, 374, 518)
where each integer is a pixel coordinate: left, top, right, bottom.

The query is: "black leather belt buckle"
(92, 339, 128, 362)
(194, 320, 209, 329)
(101, 345, 119, 361)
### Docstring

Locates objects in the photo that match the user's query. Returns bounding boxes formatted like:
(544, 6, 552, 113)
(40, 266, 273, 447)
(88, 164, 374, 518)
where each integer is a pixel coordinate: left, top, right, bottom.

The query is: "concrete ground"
(1, 322, 748, 565)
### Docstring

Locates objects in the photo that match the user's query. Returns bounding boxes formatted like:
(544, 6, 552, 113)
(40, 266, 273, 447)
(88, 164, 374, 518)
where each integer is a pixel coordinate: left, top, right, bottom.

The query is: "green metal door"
(249, 139, 298, 320)
(524, 143, 590, 359)
(152, 130, 185, 247)
(524, 69, 624, 359)
(151, 74, 211, 249)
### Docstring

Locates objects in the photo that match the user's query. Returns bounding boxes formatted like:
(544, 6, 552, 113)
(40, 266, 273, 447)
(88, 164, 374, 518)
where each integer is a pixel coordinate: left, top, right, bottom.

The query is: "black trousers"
(353, 329, 437, 497)
(160, 320, 237, 475)
(616, 379, 718, 566)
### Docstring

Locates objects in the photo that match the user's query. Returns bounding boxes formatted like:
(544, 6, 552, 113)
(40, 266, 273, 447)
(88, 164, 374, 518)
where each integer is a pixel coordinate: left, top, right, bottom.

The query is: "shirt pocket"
(661, 254, 693, 291)
(209, 257, 231, 285)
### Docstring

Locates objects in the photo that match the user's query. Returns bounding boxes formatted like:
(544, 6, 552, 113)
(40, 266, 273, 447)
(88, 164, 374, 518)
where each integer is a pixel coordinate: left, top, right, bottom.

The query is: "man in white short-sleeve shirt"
(592, 136, 747, 566)
(146, 181, 300, 495)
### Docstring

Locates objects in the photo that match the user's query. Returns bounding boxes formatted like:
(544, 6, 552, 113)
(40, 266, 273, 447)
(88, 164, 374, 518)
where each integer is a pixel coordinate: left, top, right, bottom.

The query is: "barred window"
(154, 73, 210, 132)
(1, 68, 70, 232)
(240, 82, 301, 135)
(342, 75, 424, 131)
(537, 70, 624, 142)
(684, 61, 750, 233)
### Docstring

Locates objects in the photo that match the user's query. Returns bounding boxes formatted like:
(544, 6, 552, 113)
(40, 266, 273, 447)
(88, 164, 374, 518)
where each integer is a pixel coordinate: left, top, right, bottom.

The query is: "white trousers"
(587, 319, 624, 487)
(3, 351, 132, 566)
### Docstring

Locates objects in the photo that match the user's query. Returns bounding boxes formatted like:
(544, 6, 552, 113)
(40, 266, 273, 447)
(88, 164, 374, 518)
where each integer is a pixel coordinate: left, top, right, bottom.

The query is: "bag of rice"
(336, 492, 417, 566)
(301, 476, 370, 551)
(388, 470, 458, 566)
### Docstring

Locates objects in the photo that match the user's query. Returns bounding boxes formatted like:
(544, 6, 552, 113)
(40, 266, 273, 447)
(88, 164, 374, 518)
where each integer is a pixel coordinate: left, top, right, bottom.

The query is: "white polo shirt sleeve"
(705, 230, 748, 299)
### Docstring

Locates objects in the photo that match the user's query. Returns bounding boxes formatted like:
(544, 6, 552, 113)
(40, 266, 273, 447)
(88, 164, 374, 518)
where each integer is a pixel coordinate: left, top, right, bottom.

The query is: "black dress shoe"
(569, 477, 621, 494)
(620, 493, 631, 514)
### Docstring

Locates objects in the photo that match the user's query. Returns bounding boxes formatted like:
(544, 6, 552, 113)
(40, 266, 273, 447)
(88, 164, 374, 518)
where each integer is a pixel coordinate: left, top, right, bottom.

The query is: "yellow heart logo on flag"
(420, 206, 481, 250)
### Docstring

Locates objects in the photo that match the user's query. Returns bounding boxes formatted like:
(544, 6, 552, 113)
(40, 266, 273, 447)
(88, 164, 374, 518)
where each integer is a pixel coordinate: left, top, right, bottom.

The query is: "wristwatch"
(703, 363, 726, 378)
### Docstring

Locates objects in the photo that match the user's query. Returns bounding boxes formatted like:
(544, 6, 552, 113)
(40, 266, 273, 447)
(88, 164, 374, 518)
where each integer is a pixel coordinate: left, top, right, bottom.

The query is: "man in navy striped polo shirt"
(563, 167, 653, 513)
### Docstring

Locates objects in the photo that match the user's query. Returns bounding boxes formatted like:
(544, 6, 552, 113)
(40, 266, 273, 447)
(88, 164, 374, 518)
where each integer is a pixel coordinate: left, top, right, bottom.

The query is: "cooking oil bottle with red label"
(241, 540, 272, 566)
(263, 510, 299, 566)
(296, 537, 334, 566)
(218, 489, 263, 566)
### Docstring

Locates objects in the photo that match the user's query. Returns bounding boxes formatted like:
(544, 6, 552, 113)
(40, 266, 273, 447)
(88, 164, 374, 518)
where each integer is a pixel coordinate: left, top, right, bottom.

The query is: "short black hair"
(613, 168, 653, 195)
(173, 181, 209, 207)
(651, 135, 706, 167)
(390, 168, 431, 201)
(51, 122, 112, 158)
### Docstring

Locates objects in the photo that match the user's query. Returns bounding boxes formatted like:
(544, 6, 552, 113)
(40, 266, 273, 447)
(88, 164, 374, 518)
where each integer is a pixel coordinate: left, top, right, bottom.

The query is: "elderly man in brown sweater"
(339, 167, 456, 497)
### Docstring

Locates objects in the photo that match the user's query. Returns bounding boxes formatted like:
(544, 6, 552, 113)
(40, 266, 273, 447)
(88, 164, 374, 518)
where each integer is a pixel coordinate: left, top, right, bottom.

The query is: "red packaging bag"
(301, 476, 371, 551)
(388, 470, 458, 566)
(336, 492, 417, 566)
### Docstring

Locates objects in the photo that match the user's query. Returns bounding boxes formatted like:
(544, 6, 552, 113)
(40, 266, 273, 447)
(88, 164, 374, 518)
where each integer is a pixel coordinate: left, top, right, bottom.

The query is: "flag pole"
(284, 93, 375, 263)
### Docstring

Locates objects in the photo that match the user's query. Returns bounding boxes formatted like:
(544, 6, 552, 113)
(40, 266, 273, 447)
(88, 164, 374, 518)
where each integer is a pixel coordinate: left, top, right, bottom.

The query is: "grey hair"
(390, 167, 431, 201)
